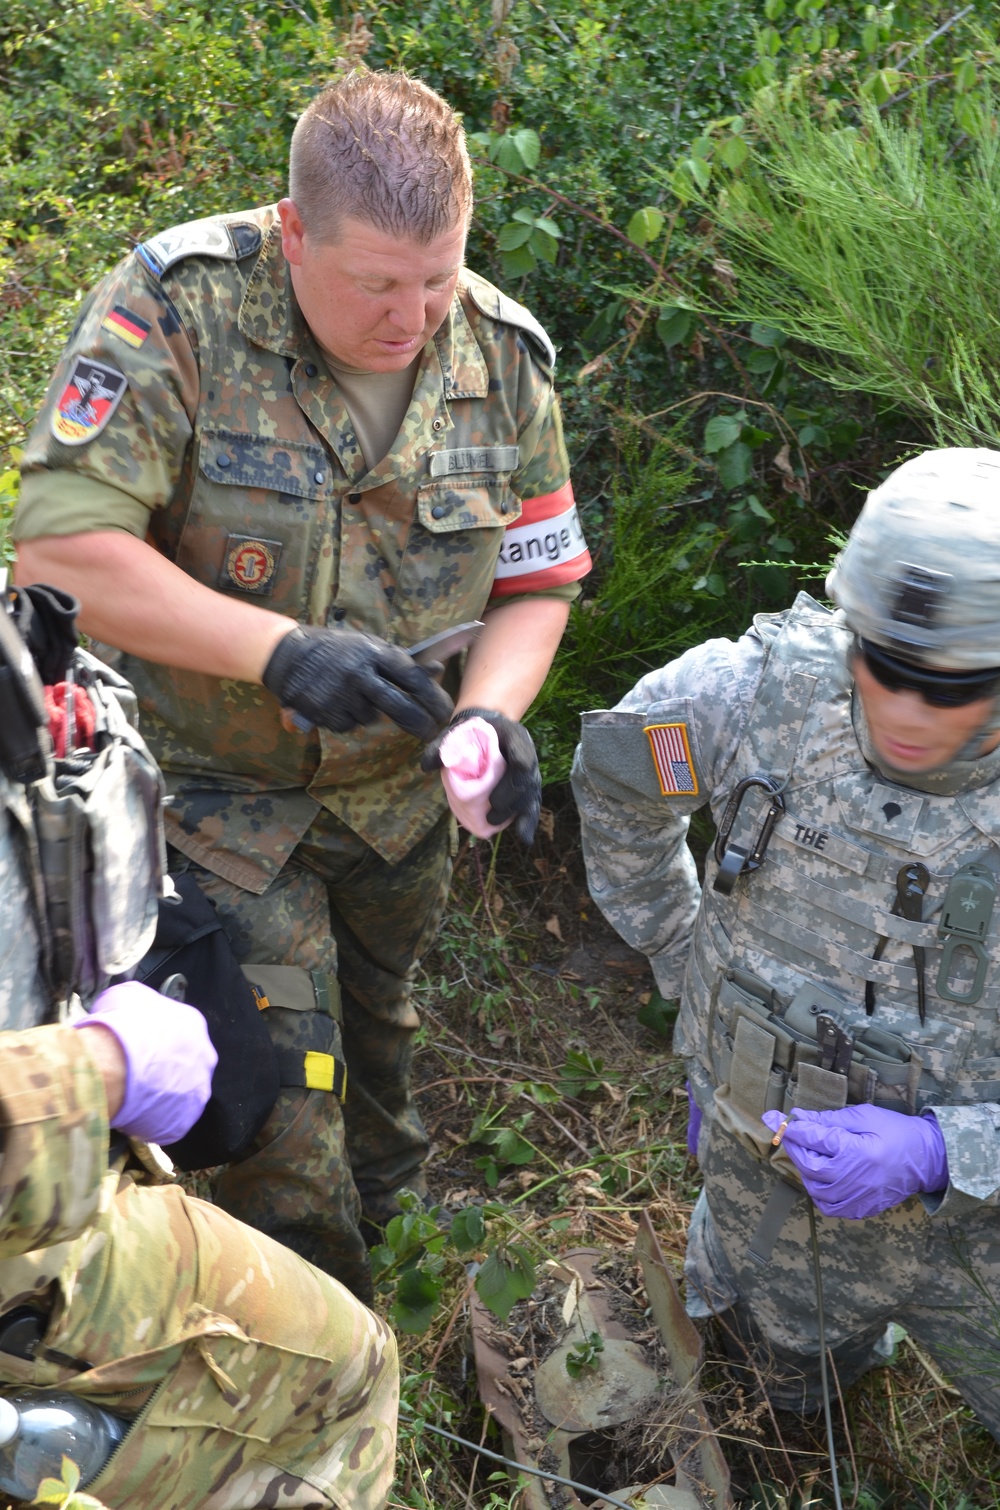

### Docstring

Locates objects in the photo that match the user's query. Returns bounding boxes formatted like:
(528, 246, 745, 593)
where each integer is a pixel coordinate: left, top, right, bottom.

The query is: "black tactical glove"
(422, 706, 541, 844)
(263, 626, 453, 742)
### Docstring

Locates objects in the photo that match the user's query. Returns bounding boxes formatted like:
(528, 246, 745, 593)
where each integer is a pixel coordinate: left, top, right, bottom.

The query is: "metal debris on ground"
(469, 1213, 732, 1509)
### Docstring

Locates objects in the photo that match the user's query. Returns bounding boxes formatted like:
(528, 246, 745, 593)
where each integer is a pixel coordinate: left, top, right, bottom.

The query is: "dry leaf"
(544, 914, 564, 941)
(773, 443, 794, 479)
(537, 807, 555, 841)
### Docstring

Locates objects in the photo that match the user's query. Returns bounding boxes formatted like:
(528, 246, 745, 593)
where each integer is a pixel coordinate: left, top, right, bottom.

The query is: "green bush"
(681, 67, 1000, 446)
(4, 0, 993, 774)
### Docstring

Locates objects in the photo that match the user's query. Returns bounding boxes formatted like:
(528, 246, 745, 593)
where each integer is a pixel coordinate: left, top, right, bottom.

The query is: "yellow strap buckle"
(303, 1051, 347, 1102)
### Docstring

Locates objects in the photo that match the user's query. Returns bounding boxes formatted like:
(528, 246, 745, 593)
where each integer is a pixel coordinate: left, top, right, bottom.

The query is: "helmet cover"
(827, 447, 1000, 669)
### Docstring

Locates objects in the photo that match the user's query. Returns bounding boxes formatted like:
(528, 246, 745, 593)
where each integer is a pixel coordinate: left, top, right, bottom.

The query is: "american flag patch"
(645, 722, 698, 797)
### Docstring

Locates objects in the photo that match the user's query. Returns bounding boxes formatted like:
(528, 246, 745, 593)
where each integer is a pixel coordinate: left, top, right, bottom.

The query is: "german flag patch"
(645, 722, 698, 797)
(101, 305, 152, 349)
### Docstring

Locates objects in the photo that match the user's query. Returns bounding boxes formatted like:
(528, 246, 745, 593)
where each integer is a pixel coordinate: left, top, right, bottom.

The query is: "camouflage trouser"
(0, 1178, 398, 1510)
(684, 1116, 1000, 1440)
(169, 807, 452, 1301)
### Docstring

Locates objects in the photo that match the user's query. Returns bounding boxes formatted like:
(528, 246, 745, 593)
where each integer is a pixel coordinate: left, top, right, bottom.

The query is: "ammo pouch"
(710, 968, 923, 1168)
(32, 652, 165, 1009)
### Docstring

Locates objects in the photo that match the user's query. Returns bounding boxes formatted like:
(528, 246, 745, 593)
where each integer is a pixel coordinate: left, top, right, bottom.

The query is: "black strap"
(275, 1047, 348, 1102)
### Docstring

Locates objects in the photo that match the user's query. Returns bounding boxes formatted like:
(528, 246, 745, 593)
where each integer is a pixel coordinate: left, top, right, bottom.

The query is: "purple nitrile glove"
(761, 1105, 948, 1220)
(75, 982, 217, 1145)
(686, 1081, 702, 1158)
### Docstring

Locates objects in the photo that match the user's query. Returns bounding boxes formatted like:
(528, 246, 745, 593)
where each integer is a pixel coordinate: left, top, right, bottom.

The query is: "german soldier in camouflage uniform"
(0, 614, 397, 1508)
(15, 70, 591, 1300)
(572, 449, 1000, 1437)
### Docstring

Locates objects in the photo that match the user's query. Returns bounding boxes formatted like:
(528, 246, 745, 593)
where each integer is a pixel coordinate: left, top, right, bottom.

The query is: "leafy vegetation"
(683, 33, 1000, 447)
(6, 2, 1000, 1507)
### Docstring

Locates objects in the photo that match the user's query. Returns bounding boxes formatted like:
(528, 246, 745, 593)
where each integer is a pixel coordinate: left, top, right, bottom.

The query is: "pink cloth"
(439, 717, 510, 838)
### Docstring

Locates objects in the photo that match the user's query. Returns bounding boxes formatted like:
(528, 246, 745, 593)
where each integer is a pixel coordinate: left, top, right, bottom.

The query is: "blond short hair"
(288, 70, 473, 244)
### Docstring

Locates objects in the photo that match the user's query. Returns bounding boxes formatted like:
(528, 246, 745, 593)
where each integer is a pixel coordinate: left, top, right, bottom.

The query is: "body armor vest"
(0, 606, 165, 1027)
(679, 595, 1000, 1159)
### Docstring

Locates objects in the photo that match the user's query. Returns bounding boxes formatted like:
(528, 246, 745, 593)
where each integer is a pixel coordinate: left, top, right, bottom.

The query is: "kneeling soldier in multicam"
(572, 448, 1000, 1437)
(0, 589, 397, 1509)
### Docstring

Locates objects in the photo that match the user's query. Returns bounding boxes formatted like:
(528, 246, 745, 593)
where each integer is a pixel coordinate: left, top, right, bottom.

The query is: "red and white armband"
(489, 481, 592, 598)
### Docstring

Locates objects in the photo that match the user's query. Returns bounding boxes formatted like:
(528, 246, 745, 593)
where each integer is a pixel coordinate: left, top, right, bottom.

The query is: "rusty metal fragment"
(469, 1228, 732, 1510)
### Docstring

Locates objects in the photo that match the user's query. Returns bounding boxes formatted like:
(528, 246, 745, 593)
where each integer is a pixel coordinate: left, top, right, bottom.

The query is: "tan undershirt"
(320, 349, 422, 472)
(318, 345, 582, 606)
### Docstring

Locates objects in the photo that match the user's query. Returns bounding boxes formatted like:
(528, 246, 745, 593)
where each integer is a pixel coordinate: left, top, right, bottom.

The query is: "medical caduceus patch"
(52, 357, 128, 446)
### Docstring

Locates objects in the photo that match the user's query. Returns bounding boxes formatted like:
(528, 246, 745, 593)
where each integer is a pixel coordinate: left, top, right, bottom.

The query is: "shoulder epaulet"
(135, 215, 263, 280)
(462, 270, 556, 371)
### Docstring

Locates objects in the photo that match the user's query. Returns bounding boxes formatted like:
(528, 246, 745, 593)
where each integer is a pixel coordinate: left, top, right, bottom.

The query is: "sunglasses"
(856, 638, 1000, 708)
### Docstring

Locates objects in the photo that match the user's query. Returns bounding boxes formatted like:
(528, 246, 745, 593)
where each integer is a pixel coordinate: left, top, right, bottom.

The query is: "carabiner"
(713, 776, 786, 895)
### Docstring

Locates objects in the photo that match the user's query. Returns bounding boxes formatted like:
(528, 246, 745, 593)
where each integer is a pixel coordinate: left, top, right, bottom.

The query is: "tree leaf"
(493, 1126, 535, 1165)
(511, 128, 541, 170)
(704, 413, 744, 452)
(716, 440, 753, 490)
(750, 322, 786, 348)
(656, 307, 694, 348)
(33, 1480, 72, 1506)
(495, 135, 525, 172)
(450, 1205, 487, 1254)
(533, 216, 562, 239)
(745, 348, 777, 374)
(391, 1266, 442, 1334)
(500, 244, 537, 279)
(530, 227, 559, 264)
(476, 1245, 536, 1322)
(686, 156, 711, 190)
(636, 990, 678, 1037)
(497, 220, 533, 250)
(626, 205, 665, 247)
(719, 135, 749, 170)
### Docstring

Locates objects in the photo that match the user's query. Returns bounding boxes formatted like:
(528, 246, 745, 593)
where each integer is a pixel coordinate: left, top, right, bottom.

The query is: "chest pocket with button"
(175, 428, 333, 616)
(379, 478, 521, 644)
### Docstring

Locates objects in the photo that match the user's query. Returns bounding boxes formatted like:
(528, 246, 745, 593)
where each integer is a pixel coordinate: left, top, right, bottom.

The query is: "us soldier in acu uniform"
(15, 70, 591, 1301)
(572, 449, 1000, 1437)
(0, 594, 397, 1509)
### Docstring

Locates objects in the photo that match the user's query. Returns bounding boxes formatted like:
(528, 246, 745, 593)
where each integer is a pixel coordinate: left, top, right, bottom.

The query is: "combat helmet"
(827, 447, 1000, 670)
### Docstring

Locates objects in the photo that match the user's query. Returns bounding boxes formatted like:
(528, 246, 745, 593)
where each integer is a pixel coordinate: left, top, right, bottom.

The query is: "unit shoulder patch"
(52, 357, 128, 447)
(461, 270, 556, 369)
(644, 722, 699, 797)
(136, 216, 262, 279)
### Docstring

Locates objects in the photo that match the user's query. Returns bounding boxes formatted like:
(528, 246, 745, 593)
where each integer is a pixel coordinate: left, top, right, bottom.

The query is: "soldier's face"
(853, 653, 1000, 771)
(278, 201, 468, 372)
